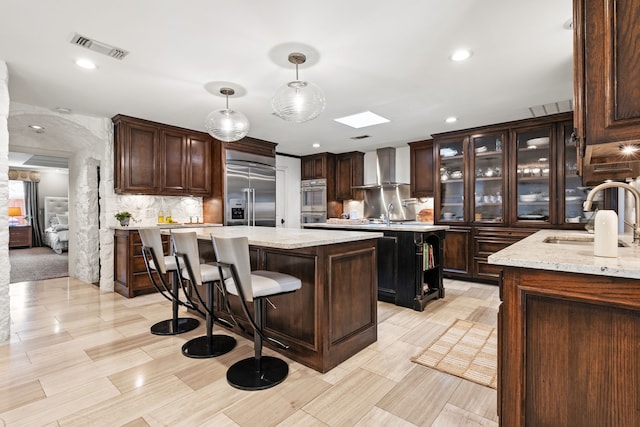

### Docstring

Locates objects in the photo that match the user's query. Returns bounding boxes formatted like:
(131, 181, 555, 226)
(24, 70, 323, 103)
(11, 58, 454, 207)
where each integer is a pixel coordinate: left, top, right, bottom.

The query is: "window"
(9, 180, 26, 225)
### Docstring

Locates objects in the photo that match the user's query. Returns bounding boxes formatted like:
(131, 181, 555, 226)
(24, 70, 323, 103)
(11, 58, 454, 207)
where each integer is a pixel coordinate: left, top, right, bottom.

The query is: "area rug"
(9, 247, 69, 283)
(411, 319, 497, 389)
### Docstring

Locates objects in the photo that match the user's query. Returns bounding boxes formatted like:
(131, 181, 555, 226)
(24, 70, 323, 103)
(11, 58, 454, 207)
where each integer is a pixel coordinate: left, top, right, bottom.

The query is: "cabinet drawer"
(476, 239, 513, 255)
(474, 258, 503, 279)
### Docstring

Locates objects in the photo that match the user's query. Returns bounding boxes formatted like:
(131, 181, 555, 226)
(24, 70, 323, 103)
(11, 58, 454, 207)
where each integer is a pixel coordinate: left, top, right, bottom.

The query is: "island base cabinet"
(194, 238, 378, 373)
(499, 267, 640, 427)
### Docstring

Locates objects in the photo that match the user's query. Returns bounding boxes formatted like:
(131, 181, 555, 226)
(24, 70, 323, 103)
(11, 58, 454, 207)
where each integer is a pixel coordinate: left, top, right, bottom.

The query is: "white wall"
(0, 61, 11, 342)
(276, 154, 301, 228)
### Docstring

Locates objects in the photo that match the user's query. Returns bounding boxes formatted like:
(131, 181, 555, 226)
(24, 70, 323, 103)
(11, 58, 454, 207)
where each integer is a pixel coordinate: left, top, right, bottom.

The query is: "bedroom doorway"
(8, 153, 70, 283)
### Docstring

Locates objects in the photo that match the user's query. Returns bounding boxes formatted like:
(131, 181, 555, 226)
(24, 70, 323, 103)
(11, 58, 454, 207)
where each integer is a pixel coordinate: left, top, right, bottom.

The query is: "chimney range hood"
(353, 147, 410, 188)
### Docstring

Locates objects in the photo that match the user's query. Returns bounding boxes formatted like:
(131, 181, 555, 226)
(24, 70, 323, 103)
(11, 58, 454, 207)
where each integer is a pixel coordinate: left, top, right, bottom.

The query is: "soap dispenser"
(594, 209, 618, 258)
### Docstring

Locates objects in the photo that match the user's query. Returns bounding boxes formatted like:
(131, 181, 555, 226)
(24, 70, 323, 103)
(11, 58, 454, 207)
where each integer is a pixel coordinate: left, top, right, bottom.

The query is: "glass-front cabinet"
(512, 125, 553, 225)
(471, 132, 506, 224)
(437, 137, 466, 222)
(561, 122, 589, 225)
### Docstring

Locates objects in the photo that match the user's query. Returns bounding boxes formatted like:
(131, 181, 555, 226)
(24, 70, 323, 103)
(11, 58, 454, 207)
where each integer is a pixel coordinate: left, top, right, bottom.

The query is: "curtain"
(24, 181, 44, 247)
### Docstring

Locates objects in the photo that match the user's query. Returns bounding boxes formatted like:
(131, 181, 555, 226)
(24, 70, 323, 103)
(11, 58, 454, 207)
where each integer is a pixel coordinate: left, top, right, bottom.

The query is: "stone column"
(0, 61, 11, 342)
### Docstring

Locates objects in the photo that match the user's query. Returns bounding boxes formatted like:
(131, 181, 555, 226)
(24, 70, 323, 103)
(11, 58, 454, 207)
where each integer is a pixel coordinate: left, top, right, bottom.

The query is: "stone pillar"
(0, 61, 11, 342)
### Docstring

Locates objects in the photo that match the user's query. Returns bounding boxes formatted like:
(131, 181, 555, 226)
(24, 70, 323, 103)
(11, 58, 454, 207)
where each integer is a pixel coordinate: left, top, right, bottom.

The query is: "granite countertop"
(488, 229, 640, 279)
(110, 223, 223, 230)
(169, 226, 383, 250)
(303, 221, 449, 232)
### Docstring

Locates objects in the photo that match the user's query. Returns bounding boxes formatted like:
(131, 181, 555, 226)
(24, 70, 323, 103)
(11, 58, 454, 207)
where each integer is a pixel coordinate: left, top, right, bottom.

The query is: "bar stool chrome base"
(226, 356, 289, 390)
(181, 334, 236, 358)
(150, 317, 200, 335)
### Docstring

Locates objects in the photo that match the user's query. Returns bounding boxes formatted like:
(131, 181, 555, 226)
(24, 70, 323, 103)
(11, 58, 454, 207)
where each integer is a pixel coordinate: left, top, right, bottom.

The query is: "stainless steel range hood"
(353, 147, 410, 188)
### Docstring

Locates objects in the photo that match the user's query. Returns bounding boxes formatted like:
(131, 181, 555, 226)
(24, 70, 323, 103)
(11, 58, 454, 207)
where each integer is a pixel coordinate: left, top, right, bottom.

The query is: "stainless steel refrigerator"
(225, 150, 276, 227)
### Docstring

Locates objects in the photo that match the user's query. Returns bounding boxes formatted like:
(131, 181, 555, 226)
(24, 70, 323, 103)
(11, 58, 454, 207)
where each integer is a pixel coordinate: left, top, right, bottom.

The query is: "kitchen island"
(304, 221, 448, 311)
(489, 229, 640, 427)
(171, 226, 382, 373)
(112, 223, 222, 298)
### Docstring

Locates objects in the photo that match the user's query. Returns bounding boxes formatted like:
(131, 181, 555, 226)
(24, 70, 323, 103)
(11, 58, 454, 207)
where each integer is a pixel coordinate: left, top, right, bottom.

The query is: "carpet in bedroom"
(9, 247, 69, 283)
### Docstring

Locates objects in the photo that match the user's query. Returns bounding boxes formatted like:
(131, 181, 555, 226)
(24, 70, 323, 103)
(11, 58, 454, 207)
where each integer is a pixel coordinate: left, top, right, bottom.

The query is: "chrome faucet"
(387, 203, 394, 226)
(584, 181, 640, 245)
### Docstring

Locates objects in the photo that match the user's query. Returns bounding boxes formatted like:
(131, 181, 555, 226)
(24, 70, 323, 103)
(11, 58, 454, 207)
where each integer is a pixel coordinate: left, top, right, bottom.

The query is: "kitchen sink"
(543, 235, 631, 247)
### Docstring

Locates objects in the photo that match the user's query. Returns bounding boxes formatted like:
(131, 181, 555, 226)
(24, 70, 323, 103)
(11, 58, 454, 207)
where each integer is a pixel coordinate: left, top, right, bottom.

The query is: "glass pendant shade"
(205, 108, 249, 142)
(272, 52, 325, 123)
(205, 87, 249, 142)
(272, 80, 325, 123)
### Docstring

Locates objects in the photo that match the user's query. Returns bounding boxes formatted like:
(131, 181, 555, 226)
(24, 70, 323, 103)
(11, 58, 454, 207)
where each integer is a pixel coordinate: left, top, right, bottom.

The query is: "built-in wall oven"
(301, 179, 327, 223)
(301, 212, 327, 224)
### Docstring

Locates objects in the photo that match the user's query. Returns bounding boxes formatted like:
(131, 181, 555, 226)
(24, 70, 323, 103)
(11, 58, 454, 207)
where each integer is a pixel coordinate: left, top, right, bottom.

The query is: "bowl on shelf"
(442, 212, 455, 220)
(526, 137, 550, 148)
(519, 194, 538, 202)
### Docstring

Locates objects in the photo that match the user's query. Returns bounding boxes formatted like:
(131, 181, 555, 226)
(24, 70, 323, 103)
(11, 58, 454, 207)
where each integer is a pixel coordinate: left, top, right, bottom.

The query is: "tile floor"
(1, 277, 500, 426)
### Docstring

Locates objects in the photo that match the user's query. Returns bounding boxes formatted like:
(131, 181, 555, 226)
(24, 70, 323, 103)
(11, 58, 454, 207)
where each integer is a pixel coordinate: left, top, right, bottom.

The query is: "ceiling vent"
(70, 33, 129, 60)
(528, 99, 573, 118)
(349, 135, 371, 140)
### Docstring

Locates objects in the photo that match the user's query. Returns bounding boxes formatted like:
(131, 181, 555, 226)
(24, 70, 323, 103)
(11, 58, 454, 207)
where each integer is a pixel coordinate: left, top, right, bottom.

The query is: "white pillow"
(56, 214, 68, 225)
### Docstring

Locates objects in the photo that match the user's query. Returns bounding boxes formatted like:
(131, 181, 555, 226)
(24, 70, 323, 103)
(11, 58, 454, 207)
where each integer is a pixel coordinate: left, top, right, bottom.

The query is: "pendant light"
(272, 52, 325, 123)
(205, 87, 250, 142)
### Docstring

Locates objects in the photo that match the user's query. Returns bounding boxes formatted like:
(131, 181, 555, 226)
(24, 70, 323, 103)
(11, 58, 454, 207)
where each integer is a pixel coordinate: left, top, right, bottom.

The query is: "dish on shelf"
(526, 137, 550, 148)
(518, 214, 547, 220)
(475, 146, 487, 153)
(450, 170, 463, 179)
(440, 148, 459, 157)
(519, 194, 539, 202)
(565, 196, 582, 201)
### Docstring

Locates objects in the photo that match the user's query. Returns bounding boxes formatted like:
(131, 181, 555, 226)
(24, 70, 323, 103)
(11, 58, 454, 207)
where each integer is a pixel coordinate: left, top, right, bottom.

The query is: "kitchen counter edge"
(488, 229, 640, 279)
(303, 222, 449, 232)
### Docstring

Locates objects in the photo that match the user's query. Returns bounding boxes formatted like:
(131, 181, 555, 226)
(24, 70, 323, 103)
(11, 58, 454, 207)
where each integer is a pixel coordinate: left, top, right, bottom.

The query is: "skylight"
(334, 111, 390, 129)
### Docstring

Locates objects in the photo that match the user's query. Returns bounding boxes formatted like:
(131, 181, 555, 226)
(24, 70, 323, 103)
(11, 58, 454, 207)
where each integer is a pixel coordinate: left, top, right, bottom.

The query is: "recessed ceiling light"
(312, 143, 320, 148)
(445, 117, 458, 123)
(334, 111, 390, 129)
(54, 107, 72, 114)
(450, 49, 472, 62)
(75, 58, 97, 69)
(28, 124, 45, 133)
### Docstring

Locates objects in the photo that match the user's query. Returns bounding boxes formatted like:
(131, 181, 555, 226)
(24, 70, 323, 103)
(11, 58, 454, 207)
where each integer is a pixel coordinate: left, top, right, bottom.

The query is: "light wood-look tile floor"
(1, 277, 499, 427)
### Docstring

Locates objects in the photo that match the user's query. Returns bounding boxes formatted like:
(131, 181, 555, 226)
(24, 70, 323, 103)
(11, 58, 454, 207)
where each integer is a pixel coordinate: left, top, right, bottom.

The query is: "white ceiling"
(0, 0, 573, 157)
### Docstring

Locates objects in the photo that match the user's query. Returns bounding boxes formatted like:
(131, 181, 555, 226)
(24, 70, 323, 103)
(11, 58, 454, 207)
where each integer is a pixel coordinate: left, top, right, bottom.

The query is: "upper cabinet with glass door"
(561, 122, 590, 226)
(437, 137, 466, 222)
(471, 132, 506, 224)
(513, 125, 553, 225)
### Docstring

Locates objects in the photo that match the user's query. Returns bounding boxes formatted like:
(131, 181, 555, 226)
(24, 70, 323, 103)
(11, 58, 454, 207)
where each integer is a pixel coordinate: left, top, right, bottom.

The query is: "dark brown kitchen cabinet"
(433, 112, 581, 284)
(442, 226, 472, 279)
(473, 227, 535, 281)
(113, 115, 212, 196)
(499, 266, 640, 426)
(160, 129, 211, 196)
(113, 115, 160, 194)
(335, 151, 364, 200)
(114, 229, 171, 298)
(301, 152, 334, 180)
(409, 139, 434, 198)
(574, 0, 640, 183)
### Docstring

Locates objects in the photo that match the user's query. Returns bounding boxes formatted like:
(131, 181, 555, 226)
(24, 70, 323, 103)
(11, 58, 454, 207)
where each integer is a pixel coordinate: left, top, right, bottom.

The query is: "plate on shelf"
(565, 196, 582, 201)
(526, 137, 550, 148)
(475, 146, 487, 153)
(440, 148, 458, 157)
(518, 214, 546, 220)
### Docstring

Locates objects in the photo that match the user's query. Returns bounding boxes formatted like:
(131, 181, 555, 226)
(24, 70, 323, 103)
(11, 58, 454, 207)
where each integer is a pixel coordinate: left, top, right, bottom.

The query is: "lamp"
(272, 52, 325, 123)
(8, 207, 22, 226)
(205, 87, 250, 142)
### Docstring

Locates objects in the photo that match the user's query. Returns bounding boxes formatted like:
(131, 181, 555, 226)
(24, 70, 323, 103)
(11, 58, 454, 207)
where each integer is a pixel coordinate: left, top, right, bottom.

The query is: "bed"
(44, 196, 69, 254)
